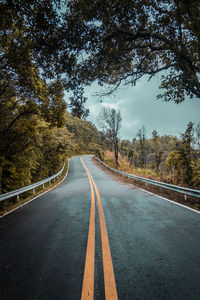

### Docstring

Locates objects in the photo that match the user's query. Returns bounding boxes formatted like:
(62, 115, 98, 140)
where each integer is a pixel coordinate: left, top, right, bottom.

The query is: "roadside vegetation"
(0, 112, 103, 194)
(0, 161, 69, 216)
(0, 112, 103, 215)
(1, 0, 200, 209)
(103, 121, 200, 189)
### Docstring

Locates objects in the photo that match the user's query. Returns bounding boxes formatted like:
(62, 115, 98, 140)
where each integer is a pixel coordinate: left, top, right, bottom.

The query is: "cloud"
(83, 76, 200, 140)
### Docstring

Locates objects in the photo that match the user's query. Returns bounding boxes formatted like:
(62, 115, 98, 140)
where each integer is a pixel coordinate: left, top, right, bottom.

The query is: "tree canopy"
(0, 0, 69, 137)
(64, 0, 200, 103)
(1, 0, 200, 194)
(1, 0, 200, 115)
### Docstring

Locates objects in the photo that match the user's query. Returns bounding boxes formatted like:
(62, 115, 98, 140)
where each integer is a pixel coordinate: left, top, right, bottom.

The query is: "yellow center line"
(80, 158, 95, 300)
(81, 157, 118, 300)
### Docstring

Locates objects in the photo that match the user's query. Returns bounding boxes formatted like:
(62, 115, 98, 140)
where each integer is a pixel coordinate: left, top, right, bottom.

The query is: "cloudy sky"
(82, 74, 200, 140)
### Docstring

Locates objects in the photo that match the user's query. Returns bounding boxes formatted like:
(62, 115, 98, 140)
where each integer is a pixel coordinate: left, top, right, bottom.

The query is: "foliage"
(1, 1, 199, 194)
(105, 122, 200, 189)
(104, 150, 160, 180)
(0, 0, 68, 139)
(68, 87, 89, 119)
(195, 122, 200, 147)
(0, 113, 71, 193)
(165, 122, 195, 186)
(0, 1, 70, 193)
(66, 113, 102, 156)
(0, 0, 66, 80)
(137, 126, 147, 168)
(0, 106, 107, 193)
(64, 0, 200, 103)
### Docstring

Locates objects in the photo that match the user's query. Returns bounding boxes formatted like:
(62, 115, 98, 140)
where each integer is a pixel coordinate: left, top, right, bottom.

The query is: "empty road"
(0, 155, 200, 300)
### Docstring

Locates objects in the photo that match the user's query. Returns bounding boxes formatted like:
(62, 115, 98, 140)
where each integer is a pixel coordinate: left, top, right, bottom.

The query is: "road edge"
(94, 157, 200, 215)
(0, 159, 70, 219)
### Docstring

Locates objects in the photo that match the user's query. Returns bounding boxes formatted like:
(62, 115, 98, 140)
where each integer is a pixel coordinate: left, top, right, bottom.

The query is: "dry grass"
(94, 156, 200, 212)
(104, 150, 160, 181)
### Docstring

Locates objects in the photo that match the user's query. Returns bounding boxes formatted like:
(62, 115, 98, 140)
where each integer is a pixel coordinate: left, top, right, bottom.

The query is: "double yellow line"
(80, 158, 118, 300)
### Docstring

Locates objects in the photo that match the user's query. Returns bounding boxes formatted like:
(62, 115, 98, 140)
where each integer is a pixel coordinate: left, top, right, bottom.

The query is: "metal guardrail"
(95, 158, 200, 199)
(0, 163, 66, 202)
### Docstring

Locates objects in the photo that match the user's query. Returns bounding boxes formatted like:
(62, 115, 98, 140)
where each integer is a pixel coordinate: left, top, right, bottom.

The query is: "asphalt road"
(0, 155, 200, 300)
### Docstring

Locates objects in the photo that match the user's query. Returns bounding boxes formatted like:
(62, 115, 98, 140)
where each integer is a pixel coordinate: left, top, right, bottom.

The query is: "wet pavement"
(0, 155, 200, 299)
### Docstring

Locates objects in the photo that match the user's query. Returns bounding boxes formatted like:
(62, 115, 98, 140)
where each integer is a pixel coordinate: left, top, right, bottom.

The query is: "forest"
(103, 121, 200, 189)
(0, 1, 200, 196)
(1, 104, 200, 194)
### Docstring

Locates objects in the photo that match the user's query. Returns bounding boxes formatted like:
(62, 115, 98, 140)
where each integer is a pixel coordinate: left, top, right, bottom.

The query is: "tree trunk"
(114, 139, 119, 168)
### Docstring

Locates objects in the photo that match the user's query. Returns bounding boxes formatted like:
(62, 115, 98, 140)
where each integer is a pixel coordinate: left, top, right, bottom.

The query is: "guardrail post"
(43, 183, 45, 189)
(33, 188, 35, 195)
(17, 194, 19, 201)
(184, 194, 187, 201)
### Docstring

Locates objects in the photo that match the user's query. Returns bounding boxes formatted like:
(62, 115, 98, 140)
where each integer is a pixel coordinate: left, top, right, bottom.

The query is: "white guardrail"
(0, 163, 65, 202)
(95, 157, 200, 200)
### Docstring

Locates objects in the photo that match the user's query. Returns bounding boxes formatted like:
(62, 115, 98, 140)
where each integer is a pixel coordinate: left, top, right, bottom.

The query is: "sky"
(81, 74, 200, 141)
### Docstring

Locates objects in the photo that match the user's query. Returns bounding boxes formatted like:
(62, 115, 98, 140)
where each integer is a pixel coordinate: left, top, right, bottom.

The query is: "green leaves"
(0, 114, 72, 193)
(63, 0, 200, 102)
(66, 113, 101, 155)
(68, 87, 89, 119)
(0, 0, 68, 135)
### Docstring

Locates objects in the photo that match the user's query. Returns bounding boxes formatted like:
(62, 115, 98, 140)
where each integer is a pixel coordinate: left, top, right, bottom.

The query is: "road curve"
(0, 155, 200, 300)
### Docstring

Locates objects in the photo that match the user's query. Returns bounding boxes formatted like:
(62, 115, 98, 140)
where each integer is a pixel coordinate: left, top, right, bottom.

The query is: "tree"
(64, 0, 200, 103)
(0, 1, 69, 191)
(69, 87, 89, 119)
(99, 108, 122, 167)
(0, 0, 67, 82)
(0, 114, 71, 194)
(65, 113, 101, 155)
(120, 139, 131, 158)
(128, 149, 138, 168)
(195, 122, 200, 148)
(165, 150, 184, 184)
(165, 122, 194, 185)
(0, 0, 69, 137)
(152, 130, 163, 172)
(137, 126, 146, 168)
(180, 121, 194, 185)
